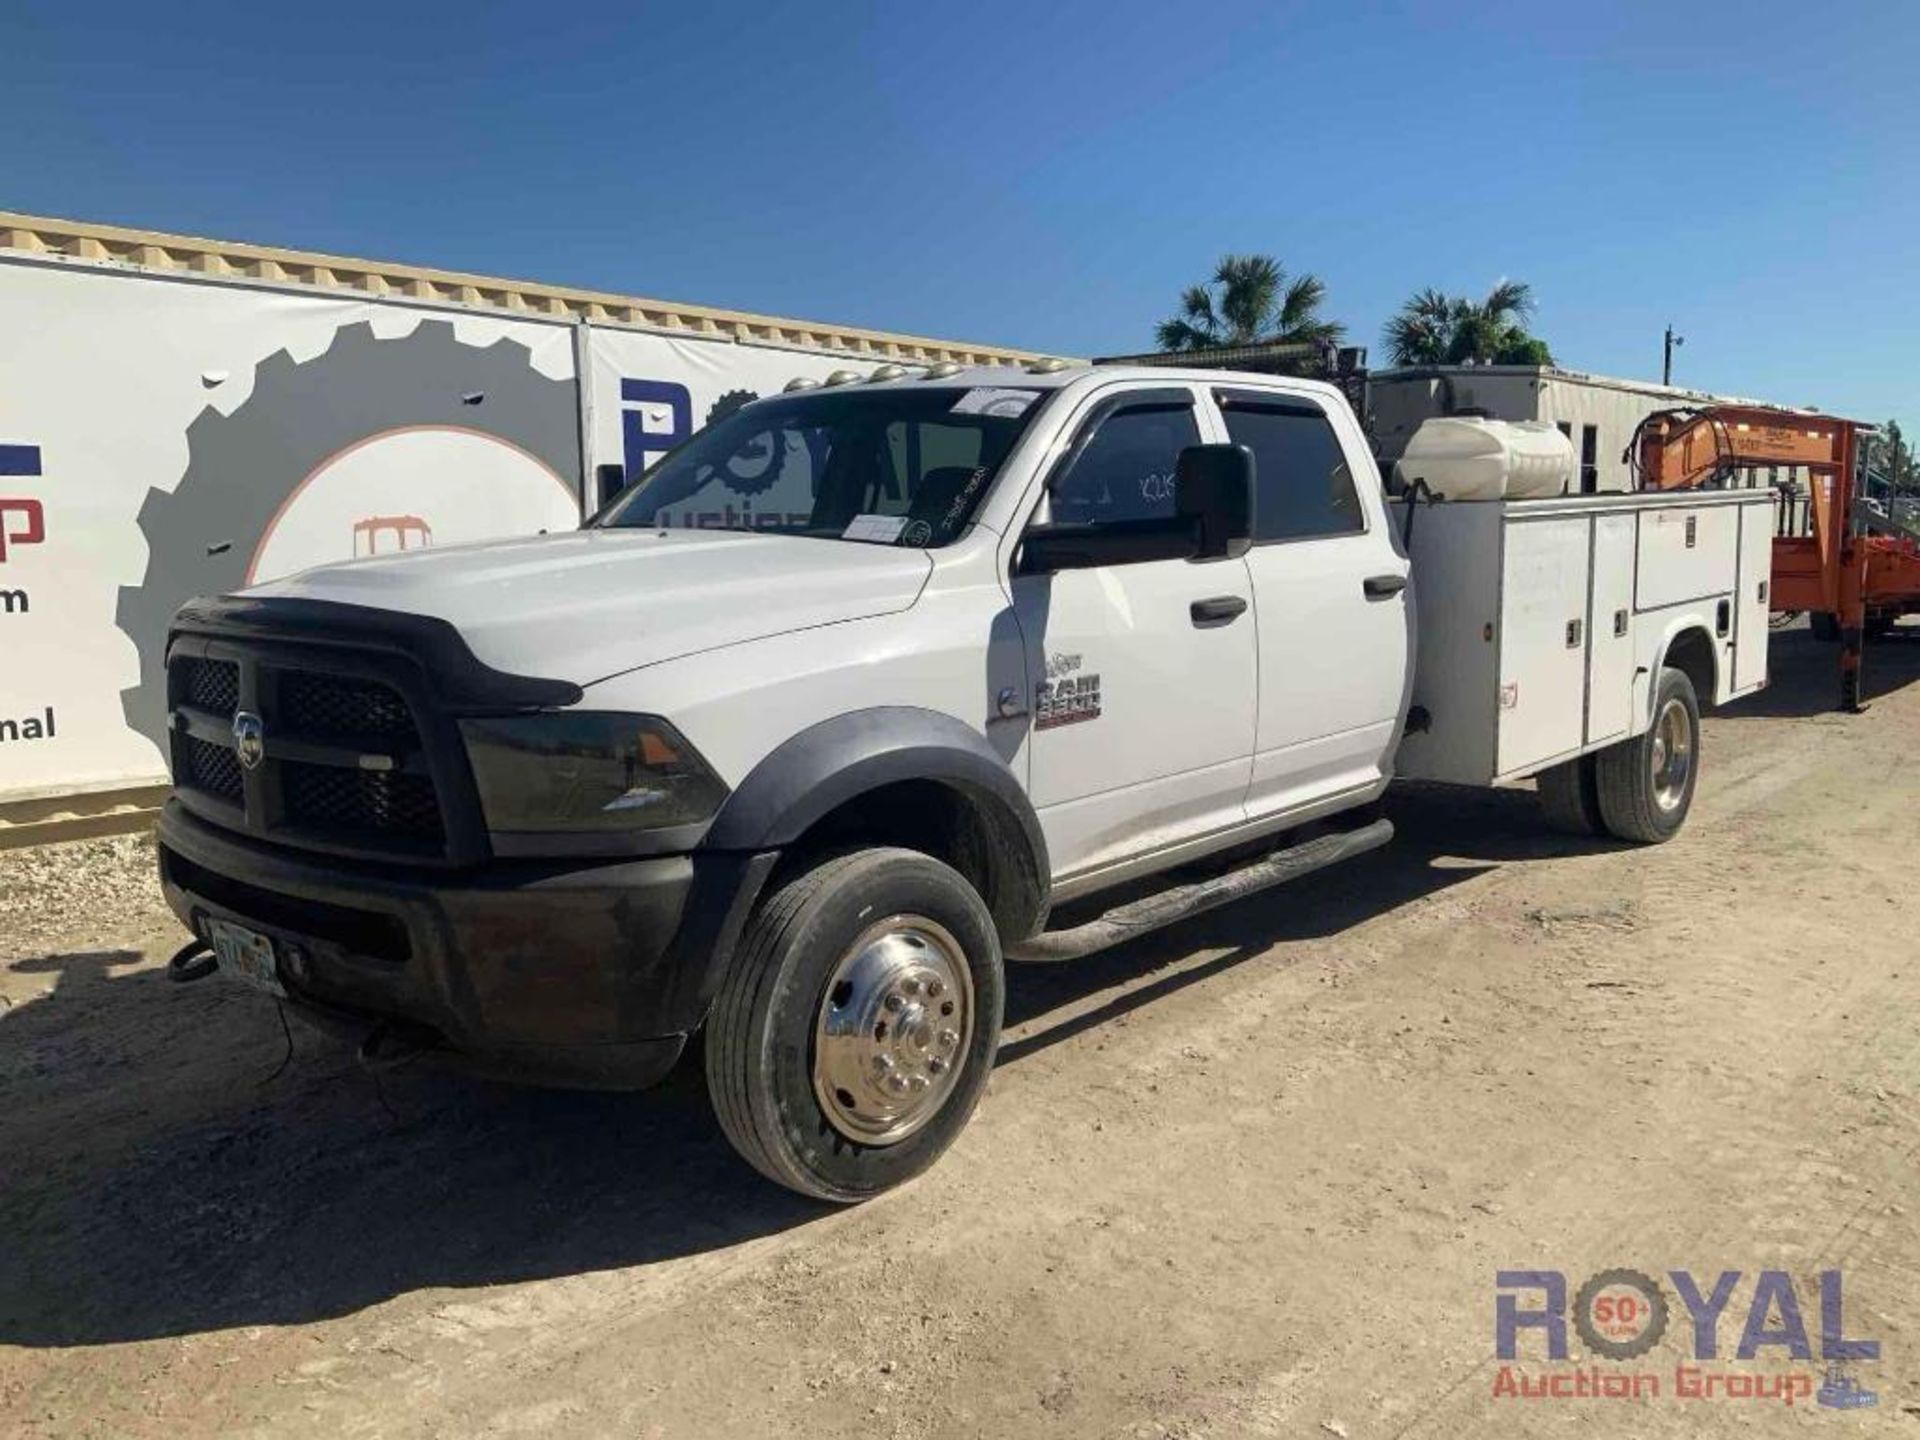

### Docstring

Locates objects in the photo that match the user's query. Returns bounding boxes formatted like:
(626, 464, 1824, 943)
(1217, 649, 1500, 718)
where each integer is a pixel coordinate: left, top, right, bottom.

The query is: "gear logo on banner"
(114, 318, 580, 748)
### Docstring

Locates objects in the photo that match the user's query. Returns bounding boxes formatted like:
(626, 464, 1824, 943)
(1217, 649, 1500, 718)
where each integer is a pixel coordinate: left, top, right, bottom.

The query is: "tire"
(1593, 667, 1700, 844)
(1536, 754, 1604, 835)
(1810, 611, 1840, 642)
(704, 847, 1004, 1202)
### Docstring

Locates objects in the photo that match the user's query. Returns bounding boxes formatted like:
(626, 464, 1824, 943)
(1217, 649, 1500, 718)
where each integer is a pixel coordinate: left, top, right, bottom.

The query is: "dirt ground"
(4, 623, 1920, 1438)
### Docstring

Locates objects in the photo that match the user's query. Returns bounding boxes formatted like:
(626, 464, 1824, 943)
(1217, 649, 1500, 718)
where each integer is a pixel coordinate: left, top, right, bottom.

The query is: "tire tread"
(1536, 756, 1602, 835)
(705, 847, 996, 1202)
(1593, 667, 1697, 844)
(706, 851, 872, 1197)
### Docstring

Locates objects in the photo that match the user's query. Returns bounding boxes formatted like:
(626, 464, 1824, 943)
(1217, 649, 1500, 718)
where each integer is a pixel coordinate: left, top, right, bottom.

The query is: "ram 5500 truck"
(157, 364, 1772, 1200)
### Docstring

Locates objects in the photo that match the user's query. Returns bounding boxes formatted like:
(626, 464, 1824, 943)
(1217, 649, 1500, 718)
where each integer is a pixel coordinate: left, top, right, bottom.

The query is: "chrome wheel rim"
(813, 915, 973, 1146)
(1650, 697, 1693, 813)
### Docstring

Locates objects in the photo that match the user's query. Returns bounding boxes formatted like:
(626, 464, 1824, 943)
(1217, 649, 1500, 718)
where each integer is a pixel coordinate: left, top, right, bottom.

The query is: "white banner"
(0, 259, 582, 800)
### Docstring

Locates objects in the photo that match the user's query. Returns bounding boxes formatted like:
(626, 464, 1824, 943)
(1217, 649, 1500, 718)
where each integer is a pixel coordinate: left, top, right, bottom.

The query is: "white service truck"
(156, 363, 1773, 1199)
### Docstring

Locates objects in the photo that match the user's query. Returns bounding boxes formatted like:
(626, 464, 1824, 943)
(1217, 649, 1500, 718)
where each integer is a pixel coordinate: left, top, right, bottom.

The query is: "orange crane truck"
(1635, 405, 1920, 711)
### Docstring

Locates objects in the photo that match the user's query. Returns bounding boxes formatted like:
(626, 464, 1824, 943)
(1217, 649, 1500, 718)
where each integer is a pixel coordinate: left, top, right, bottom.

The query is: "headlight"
(459, 712, 726, 835)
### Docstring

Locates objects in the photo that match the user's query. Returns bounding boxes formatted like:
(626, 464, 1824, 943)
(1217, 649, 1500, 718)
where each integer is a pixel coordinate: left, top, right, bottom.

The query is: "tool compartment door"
(1733, 498, 1772, 693)
(1585, 512, 1637, 745)
(1636, 503, 1739, 610)
(1496, 515, 1593, 776)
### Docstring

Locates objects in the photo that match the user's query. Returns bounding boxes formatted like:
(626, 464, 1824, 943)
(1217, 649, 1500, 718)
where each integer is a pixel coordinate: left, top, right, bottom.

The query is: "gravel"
(0, 831, 169, 963)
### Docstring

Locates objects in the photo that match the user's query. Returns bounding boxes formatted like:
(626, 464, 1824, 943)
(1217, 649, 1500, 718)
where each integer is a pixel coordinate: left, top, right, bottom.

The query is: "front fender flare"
(704, 706, 1049, 938)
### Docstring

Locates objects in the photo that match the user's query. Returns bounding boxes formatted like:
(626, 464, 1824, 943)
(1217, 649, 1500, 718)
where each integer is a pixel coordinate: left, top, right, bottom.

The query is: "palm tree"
(1381, 287, 1458, 368)
(1155, 254, 1343, 353)
(1383, 280, 1553, 367)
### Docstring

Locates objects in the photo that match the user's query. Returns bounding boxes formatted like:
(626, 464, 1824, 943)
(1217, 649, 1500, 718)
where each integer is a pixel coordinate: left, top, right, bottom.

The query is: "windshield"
(595, 386, 1046, 547)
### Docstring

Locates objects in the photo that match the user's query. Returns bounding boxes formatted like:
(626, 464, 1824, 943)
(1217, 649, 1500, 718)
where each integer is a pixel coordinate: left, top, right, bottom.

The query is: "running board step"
(1007, 817, 1394, 963)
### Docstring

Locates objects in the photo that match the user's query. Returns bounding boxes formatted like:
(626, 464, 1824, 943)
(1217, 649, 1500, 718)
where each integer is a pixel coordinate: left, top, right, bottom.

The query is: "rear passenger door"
(1214, 387, 1411, 821)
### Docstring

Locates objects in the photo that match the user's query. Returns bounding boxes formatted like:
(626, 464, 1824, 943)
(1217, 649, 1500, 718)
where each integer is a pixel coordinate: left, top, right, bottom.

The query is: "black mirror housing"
(1016, 518, 1196, 575)
(1175, 444, 1255, 560)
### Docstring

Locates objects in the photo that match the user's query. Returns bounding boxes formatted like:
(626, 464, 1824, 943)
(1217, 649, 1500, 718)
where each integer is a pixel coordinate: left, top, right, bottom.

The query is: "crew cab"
(156, 363, 1770, 1200)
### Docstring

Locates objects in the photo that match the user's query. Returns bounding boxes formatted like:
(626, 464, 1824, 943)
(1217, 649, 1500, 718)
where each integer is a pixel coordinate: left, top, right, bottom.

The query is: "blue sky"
(5, 1, 1915, 429)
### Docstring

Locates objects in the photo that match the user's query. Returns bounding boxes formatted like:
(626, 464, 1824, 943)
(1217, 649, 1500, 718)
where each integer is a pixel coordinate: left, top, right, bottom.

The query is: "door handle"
(1190, 595, 1248, 626)
(1363, 573, 1407, 599)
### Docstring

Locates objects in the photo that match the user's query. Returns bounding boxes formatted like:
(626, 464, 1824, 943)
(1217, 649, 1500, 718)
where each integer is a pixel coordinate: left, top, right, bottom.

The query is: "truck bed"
(1393, 489, 1773, 787)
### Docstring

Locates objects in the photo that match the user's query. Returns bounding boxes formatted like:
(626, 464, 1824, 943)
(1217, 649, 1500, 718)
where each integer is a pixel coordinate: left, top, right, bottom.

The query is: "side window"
(1220, 398, 1364, 542)
(1049, 401, 1200, 526)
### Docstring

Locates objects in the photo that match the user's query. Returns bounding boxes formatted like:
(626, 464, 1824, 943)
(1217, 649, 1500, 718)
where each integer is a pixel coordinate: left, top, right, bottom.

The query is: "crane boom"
(1633, 404, 1848, 491)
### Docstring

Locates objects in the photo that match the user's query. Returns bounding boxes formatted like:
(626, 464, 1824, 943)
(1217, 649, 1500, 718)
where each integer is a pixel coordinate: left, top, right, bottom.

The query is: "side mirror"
(1175, 444, 1255, 560)
(1016, 516, 1195, 574)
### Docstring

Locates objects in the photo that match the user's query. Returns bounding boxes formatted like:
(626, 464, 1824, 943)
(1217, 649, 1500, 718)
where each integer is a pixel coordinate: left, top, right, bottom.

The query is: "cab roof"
(774, 361, 1346, 403)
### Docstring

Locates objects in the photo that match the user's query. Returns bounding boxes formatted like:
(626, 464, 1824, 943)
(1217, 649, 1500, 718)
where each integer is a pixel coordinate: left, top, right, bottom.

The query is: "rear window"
(1220, 398, 1365, 542)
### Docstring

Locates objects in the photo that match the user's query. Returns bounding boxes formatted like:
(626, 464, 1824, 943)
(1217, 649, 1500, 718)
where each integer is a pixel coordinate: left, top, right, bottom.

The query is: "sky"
(4, 0, 1915, 430)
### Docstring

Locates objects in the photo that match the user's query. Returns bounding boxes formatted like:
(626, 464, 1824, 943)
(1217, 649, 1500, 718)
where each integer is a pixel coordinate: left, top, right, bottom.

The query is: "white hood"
(240, 528, 933, 685)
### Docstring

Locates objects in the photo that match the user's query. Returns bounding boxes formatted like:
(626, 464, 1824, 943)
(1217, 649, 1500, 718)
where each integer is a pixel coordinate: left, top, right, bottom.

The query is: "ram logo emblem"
(232, 711, 266, 771)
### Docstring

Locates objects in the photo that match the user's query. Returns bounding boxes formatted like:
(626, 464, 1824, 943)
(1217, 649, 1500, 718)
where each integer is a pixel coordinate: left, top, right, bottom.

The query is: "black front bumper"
(157, 801, 774, 1089)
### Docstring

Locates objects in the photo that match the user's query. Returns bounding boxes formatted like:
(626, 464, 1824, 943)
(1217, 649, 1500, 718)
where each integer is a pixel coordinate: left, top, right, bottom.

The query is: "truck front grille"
(167, 647, 455, 862)
(182, 657, 240, 715)
(279, 671, 416, 740)
(282, 760, 444, 842)
(182, 732, 243, 801)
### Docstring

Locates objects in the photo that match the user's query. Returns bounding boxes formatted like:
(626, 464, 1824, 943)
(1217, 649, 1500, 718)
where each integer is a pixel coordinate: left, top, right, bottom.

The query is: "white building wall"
(1369, 367, 1807, 497)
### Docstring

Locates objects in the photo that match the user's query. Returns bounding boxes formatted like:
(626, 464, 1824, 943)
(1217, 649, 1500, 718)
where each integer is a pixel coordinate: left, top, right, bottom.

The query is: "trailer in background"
(1636, 405, 1920, 711)
(1368, 364, 1819, 499)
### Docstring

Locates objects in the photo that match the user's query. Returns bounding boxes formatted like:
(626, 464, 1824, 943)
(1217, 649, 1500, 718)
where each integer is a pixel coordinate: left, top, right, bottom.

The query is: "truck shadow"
(999, 780, 1590, 1060)
(0, 948, 820, 1349)
(1719, 621, 1920, 719)
(0, 783, 1589, 1352)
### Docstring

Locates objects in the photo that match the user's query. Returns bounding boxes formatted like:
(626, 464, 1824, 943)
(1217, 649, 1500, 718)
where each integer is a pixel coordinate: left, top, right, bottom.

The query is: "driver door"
(1008, 387, 1258, 888)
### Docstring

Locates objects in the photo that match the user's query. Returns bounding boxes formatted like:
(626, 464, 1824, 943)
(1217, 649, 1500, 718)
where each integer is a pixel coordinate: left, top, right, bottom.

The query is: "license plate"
(206, 917, 285, 997)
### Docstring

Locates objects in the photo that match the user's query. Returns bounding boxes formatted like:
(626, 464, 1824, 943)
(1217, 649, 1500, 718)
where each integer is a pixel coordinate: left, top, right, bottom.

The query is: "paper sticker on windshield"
(951, 387, 1041, 418)
(843, 513, 907, 543)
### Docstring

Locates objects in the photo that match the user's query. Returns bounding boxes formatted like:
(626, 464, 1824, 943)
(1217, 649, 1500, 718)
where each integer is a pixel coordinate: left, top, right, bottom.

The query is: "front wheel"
(1593, 666, 1700, 844)
(704, 847, 1004, 1202)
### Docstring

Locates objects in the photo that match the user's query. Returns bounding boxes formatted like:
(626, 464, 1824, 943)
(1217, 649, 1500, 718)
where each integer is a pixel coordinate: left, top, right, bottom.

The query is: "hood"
(240, 528, 933, 685)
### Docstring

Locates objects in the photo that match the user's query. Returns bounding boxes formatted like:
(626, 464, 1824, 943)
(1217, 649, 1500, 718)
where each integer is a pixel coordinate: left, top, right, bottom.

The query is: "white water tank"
(1394, 416, 1574, 500)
